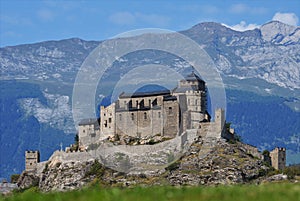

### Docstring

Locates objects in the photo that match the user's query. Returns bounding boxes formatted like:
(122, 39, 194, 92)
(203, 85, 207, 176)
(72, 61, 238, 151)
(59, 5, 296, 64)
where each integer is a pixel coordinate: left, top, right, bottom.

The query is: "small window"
(195, 99, 198, 105)
(196, 107, 198, 111)
(109, 118, 112, 123)
(188, 99, 190, 105)
(144, 112, 147, 120)
(104, 113, 106, 116)
(158, 112, 161, 118)
(83, 130, 85, 133)
(169, 107, 172, 114)
(131, 113, 134, 120)
(149, 99, 151, 107)
(119, 114, 122, 121)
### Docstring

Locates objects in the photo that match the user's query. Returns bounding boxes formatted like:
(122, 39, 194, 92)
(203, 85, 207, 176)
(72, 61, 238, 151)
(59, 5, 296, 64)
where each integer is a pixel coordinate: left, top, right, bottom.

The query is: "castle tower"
(178, 71, 206, 113)
(173, 71, 208, 130)
(25, 151, 40, 172)
(270, 147, 286, 170)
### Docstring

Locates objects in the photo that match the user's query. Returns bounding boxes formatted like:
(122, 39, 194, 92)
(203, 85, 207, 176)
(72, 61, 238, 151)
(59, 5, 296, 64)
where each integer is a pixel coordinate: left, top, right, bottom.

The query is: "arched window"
(119, 114, 122, 121)
(169, 107, 172, 114)
(158, 112, 161, 118)
(144, 112, 147, 120)
(131, 113, 134, 120)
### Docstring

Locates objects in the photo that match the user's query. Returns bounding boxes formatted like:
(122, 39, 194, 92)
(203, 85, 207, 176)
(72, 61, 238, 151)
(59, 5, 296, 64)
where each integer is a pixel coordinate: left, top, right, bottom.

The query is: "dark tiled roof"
(163, 95, 177, 101)
(78, 118, 99, 126)
(119, 90, 170, 98)
(184, 71, 205, 83)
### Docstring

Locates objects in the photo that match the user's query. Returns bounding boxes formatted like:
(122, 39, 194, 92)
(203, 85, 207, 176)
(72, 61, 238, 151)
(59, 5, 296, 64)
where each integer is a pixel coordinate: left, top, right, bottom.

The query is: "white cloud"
(272, 12, 299, 26)
(223, 21, 260, 32)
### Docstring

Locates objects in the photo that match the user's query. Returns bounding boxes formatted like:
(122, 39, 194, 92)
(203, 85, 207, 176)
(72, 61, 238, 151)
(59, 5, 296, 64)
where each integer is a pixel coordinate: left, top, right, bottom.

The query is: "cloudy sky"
(0, 0, 299, 47)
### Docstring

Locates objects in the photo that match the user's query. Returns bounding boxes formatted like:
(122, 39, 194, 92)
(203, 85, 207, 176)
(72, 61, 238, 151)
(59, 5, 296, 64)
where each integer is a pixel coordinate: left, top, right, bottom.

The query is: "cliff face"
(18, 138, 270, 191)
(168, 138, 268, 185)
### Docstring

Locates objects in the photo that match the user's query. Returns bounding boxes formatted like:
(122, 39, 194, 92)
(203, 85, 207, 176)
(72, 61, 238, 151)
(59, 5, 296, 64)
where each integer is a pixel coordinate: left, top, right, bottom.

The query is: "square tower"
(25, 151, 40, 172)
(270, 147, 286, 170)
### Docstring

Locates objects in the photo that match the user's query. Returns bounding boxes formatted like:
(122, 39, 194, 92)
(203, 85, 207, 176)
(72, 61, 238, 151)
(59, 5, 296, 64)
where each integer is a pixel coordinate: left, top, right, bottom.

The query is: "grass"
(1, 183, 299, 201)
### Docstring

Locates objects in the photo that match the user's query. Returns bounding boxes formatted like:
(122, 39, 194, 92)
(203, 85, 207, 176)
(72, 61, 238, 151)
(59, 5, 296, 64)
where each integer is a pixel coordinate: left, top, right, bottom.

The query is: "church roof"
(119, 90, 170, 98)
(184, 71, 205, 83)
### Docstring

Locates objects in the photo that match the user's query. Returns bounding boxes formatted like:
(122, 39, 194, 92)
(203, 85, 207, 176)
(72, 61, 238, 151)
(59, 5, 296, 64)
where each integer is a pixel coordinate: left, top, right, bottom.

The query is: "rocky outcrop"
(17, 172, 39, 189)
(17, 138, 271, 191)
(167, 138, 270, 185)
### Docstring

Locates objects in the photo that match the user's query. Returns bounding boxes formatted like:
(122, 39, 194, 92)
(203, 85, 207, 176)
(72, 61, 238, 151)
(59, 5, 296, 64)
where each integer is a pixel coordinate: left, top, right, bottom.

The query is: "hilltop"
(16, 137, 272, 192)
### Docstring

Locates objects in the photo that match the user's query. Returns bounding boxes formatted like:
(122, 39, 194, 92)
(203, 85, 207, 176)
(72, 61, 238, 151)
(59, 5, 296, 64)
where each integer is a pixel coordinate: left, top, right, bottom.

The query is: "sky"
(0, 0, 299, 47)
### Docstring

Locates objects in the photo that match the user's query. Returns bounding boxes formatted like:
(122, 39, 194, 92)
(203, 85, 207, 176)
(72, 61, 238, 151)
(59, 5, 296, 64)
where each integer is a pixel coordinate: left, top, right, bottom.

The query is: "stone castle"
(78, 72, 225, 147)
(24, 72, 286, 176)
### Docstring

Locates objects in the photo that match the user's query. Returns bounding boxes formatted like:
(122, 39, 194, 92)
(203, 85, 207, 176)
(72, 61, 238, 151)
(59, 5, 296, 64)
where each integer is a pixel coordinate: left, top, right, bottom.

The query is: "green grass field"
(1, 183, 300, 201)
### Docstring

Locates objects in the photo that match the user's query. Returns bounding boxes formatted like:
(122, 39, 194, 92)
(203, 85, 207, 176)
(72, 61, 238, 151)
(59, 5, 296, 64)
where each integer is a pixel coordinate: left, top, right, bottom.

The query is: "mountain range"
(0, 21, 299, 180)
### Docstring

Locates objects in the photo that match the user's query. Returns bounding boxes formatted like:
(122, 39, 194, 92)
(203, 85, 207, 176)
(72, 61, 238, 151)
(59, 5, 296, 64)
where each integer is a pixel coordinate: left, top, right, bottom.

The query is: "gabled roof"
(183, 71, 205, 83)
(119, 90, 170, 99)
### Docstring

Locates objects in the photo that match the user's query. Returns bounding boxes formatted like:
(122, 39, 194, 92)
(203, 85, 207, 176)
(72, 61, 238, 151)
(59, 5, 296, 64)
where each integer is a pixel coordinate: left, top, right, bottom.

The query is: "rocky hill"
(17, 138, 270, 192)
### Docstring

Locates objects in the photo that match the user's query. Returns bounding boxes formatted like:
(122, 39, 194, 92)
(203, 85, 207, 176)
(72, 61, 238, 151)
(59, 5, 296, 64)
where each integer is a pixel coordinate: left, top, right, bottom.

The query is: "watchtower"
(270, 147, 286, 170)
(25, 150, 40, 172)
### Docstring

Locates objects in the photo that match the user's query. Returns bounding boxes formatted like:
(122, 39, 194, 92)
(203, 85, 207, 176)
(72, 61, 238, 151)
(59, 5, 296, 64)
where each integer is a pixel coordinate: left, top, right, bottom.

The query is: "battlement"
(273, 147, 286, 152)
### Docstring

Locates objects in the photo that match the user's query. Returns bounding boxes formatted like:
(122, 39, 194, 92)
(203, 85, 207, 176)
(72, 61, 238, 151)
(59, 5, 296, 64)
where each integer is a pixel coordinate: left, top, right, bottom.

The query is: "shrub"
(10, 174, 20, 183)
(85, 160, 105, 178)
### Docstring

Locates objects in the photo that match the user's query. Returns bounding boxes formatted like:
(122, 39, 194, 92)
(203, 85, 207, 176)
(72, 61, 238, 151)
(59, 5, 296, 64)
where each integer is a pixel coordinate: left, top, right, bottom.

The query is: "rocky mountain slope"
(1, 21, 299, 180)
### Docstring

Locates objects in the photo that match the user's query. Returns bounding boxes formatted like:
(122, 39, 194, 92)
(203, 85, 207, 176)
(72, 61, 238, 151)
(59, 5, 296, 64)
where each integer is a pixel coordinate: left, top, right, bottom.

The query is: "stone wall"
(116, 108, 163, 138)
(162, 100, 179, 138)
(240, 143, 261, 158)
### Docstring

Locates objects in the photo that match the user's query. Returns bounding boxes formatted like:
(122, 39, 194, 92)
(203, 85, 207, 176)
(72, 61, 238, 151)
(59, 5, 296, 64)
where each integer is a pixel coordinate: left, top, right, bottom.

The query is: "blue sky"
(0, 0, 299, 47)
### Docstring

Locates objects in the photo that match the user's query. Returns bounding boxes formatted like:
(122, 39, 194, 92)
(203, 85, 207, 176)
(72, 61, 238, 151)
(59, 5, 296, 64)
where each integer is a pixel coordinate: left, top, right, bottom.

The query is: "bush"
(85, 160, 105, 178)
(10, 174, 20, 183)
(283, 165, 300, 179)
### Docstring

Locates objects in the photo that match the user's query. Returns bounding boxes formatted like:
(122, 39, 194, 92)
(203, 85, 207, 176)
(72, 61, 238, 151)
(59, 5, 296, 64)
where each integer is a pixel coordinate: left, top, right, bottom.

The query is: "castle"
(24, 71, 286, 174)
(78, 71, 224, 147)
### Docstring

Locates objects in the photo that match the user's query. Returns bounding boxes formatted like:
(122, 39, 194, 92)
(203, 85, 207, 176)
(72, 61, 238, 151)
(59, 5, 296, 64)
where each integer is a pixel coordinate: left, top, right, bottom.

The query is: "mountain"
(0, 21, 299, 180)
